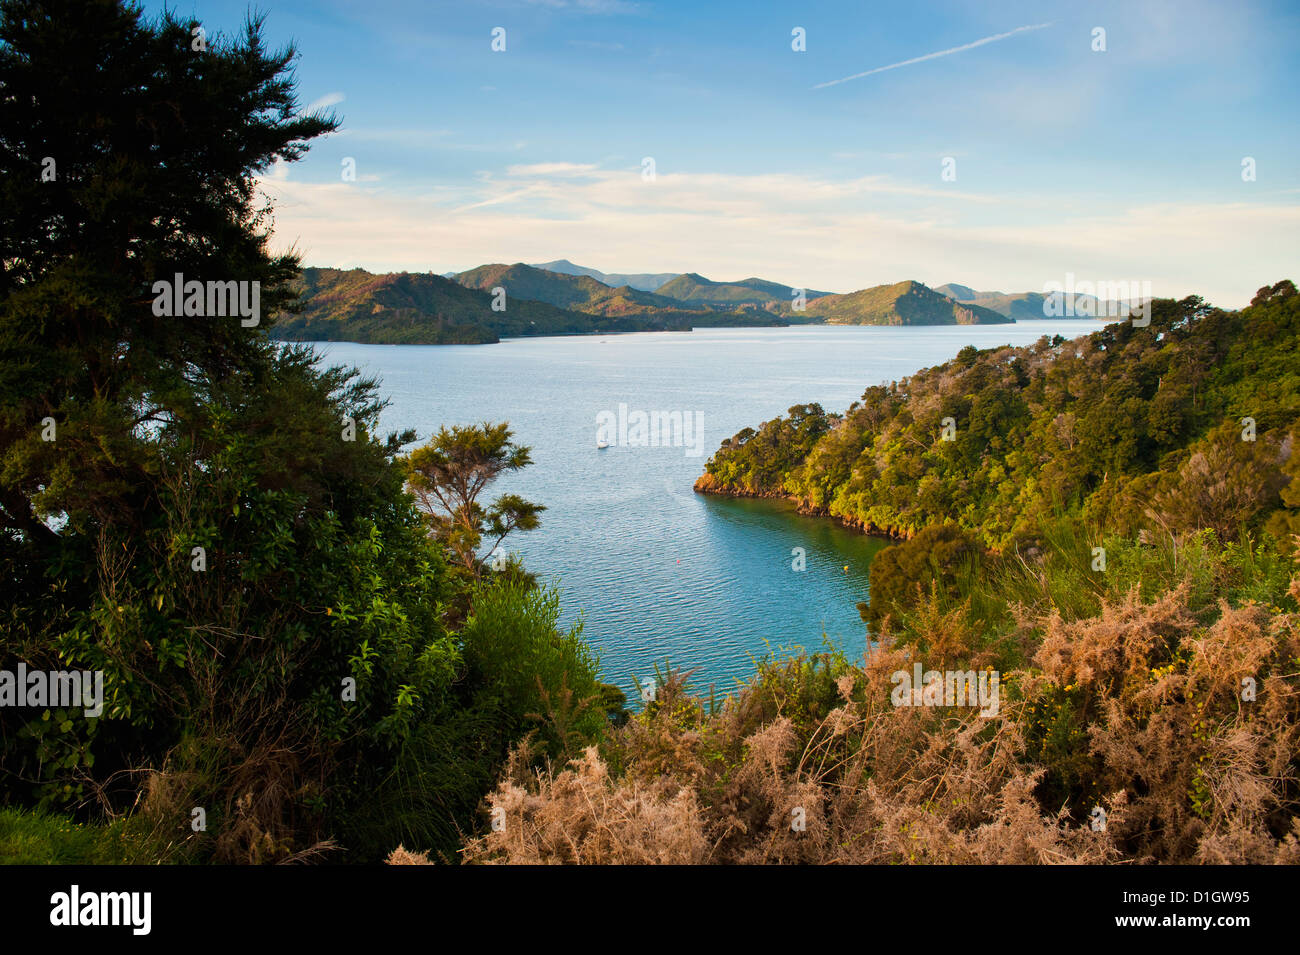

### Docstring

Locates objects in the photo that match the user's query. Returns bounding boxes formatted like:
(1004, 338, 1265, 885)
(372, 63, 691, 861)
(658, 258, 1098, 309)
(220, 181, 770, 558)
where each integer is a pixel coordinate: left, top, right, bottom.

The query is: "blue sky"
(151, 0, 1300, 307)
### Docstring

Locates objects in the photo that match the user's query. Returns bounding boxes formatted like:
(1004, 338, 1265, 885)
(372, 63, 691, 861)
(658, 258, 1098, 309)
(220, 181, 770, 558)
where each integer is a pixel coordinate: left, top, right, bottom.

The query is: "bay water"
(315, 321, 1090, 700)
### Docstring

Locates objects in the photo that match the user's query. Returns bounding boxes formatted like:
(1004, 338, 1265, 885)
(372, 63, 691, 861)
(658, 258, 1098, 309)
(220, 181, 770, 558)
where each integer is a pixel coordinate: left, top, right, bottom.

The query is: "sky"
(149, 0, 1300, 308)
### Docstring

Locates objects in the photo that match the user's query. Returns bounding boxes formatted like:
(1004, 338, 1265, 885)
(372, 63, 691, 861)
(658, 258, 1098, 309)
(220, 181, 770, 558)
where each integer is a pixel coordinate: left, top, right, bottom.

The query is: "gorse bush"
(874, 522, 1298, 675)
(462, 543, 1300, 865)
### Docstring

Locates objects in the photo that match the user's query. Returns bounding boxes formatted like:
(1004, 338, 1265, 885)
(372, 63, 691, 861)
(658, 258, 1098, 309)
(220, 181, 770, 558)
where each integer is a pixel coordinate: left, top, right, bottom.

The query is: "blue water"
(313, 321, 1089, 699)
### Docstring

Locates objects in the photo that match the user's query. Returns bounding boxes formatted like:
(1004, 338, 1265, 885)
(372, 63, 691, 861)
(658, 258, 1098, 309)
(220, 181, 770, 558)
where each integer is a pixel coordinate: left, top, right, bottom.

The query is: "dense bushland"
(5, 0, 1296, 868)
(697, 286, 1300, 551)
(445, 289, 1300, 865)
(0, 0, 611, 863)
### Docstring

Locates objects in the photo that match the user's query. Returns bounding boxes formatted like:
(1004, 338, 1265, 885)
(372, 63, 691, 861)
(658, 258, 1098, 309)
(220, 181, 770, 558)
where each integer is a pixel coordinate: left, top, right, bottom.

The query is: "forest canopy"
(697, 285, 1300, 554)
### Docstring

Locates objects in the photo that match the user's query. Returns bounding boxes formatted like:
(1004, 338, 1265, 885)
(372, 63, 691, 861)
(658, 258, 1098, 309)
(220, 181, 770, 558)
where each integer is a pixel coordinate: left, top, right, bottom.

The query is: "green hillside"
(790, 280, 1012, 325)
(697, 282, 1300, 549)
(937, 283, 1135, 320)
(933, 282, 979, 301)
(655, 272, 831, 307)
(455, 263, 708, 319)
(271, 267, 694, 344)
(529, 259, 678, 292)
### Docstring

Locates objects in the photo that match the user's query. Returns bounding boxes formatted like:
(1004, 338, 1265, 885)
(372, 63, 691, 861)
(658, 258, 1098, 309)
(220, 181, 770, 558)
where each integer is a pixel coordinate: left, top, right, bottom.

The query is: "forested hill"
(784, 279, 1013, 325)
(271, 267, 696, 344)
(454, 262, 708, 317)
(695, 282, 1300, 551)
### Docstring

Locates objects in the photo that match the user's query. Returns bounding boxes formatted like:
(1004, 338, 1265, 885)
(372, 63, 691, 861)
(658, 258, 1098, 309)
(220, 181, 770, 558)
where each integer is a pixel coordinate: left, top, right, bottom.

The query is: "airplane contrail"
(813, 22, 1053, 89)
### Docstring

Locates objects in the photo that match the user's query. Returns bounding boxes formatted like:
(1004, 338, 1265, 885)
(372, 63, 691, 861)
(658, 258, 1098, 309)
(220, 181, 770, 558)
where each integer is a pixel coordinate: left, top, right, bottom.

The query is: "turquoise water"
(314, 321, 1089, 698)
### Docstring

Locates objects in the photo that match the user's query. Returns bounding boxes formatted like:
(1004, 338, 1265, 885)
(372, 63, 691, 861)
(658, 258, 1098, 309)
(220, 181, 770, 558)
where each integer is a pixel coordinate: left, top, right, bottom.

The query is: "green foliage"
(701, 290, 1300, 550)
(697, 403, 831, 495)
(745, 651, 851, 737)
(0, 1, 615, 864)
(862, 524, 981, 630)
(1018, 684, 1102, 813)
(403, 422, 544, 579)
(891, 522, 1299, 678)
(460, 579, 606, 758)
(0, 806, 157, 864)
(790, 280, 1012, 325)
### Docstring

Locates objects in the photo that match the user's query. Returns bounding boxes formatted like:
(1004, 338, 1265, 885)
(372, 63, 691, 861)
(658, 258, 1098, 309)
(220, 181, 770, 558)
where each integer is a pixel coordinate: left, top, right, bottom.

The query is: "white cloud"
(303, 92, 345, 113)
(257, 164, 1299, 309)
(505, 162, 602, 177)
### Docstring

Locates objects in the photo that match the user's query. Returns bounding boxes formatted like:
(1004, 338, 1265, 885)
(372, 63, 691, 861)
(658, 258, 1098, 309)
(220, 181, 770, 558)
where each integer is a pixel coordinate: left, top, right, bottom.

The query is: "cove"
(313, 320, 1092, 697)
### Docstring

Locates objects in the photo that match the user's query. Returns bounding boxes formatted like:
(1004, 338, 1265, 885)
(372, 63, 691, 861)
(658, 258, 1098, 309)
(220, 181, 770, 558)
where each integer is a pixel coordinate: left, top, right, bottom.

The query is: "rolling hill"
(455, 263, 709, 319)
(529, 259, 679, 292)
(270, 268, 694, 344)
(791, 280, 1012, 325)
(655, 272, 831, 308)
(935, 283, 1145, 320)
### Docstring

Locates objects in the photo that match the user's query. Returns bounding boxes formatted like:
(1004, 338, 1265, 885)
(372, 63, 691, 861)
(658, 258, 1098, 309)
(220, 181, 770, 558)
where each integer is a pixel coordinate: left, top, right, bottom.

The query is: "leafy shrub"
(460, 579, 607, 760)
(862, 524, 981, 631)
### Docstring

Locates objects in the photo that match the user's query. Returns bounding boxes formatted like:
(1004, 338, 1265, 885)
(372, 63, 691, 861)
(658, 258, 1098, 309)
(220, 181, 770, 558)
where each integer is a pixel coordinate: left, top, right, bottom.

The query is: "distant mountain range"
(654, 272, 832, 307)
(530, 259, 679, 293)
(272, 268, 697, 344)
(454, 263, 708, 318)
(269, 263, 1129, 345)
(935, 283, 1146, 320)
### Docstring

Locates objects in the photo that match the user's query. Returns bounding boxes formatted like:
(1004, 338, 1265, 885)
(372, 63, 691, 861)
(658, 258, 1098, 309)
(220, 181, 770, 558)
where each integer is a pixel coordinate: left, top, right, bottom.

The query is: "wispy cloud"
(256, 161, 1296, 307)
(814, 23, 1053, 89)
(449, 185, 547, 214)
(303, 91, 345, 112)
(505, 162, 602, 177)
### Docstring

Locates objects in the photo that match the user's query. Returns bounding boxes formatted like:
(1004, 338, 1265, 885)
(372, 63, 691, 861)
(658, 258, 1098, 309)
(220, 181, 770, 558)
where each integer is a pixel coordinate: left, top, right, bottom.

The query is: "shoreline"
(692, 472, 913, 542)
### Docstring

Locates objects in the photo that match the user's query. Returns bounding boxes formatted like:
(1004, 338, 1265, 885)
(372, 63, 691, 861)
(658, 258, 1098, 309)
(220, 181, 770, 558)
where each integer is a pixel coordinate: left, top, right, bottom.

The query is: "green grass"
(0, 807, 138, 865)
(883, 513, 1299, 672)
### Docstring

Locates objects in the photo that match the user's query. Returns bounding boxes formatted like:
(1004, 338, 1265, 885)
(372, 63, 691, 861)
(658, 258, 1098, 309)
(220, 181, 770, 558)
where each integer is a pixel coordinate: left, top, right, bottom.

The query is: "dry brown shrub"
(135, 709, 335, 864)
(461, 746, 709, 864)
(454, 574, 1300, 865)
(387, 845, 433, 865)
(1082, 599, 1300, 862)
(1033, 584, 1194, 695)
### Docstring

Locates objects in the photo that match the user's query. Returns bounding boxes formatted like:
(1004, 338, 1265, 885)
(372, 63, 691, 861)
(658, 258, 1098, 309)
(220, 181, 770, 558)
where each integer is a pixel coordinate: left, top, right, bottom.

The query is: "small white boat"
(597, 440, 610, 449)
